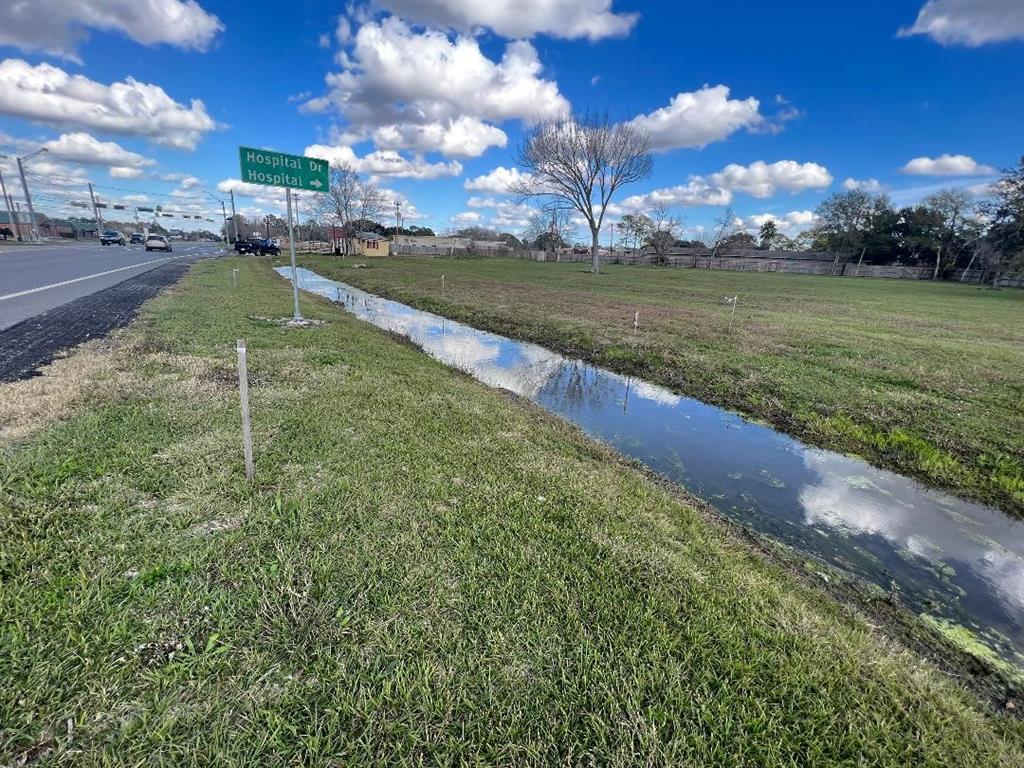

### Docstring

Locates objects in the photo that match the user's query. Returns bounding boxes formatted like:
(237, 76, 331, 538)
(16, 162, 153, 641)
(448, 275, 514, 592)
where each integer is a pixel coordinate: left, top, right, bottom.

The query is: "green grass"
(2, 257, 1022, 765)
(296, 254, 1024, 516)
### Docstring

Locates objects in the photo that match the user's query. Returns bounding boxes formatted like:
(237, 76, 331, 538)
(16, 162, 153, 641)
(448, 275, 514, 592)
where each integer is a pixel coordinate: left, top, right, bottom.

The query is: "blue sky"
(0, 0, 1022, 239)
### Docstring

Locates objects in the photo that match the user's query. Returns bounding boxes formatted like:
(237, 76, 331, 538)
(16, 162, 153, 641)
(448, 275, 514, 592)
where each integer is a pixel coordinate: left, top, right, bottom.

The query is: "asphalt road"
(0, 241, 224, 330)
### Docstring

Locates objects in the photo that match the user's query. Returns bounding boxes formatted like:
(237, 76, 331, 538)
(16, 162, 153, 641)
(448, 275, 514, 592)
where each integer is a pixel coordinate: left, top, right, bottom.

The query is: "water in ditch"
(279, 266, 1024, 670)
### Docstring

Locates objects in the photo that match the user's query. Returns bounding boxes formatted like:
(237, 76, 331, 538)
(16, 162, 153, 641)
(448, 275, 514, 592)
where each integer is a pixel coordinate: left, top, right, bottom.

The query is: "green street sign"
(238, 146, 329, 192)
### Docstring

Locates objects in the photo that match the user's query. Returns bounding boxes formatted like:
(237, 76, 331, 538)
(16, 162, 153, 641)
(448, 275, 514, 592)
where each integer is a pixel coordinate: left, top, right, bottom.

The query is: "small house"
(353, 231, 389, 256)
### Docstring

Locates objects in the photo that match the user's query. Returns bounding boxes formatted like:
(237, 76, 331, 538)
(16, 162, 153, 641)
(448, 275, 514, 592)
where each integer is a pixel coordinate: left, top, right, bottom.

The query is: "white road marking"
(0, 256, 179, 302)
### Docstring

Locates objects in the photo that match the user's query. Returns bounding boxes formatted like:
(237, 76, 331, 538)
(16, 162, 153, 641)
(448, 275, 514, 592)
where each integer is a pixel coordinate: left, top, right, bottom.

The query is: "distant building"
(394, 234, 509, 252)
(352, 231, 389, 256)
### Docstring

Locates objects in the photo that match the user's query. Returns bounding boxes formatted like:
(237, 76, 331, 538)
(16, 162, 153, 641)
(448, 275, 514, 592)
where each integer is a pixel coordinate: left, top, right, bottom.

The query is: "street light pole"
(220, 200, 229, 243)
(16, 156, 40, 240)
(88, 182, 104, 232)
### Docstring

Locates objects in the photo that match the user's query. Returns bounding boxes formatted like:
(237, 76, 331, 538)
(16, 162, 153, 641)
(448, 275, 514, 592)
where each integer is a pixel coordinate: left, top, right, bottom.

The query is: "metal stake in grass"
(232, 268, 238, 289)
(726, 294, 739, 332)
(442, 274, 445, 298)
(236, 339, 255, 483)
(632, 309, 639, 346)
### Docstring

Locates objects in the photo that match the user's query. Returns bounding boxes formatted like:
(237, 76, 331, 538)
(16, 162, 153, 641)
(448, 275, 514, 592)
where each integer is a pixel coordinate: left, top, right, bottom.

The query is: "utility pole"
(220, 200, 229, 243)
(393, 200, 400, 255)
(265, 215, 270, 240)
(229, 189, 239, 243)
(88, 183, 104, 233)
(16, 157, 39, 241)
(0, 167, 17, 241)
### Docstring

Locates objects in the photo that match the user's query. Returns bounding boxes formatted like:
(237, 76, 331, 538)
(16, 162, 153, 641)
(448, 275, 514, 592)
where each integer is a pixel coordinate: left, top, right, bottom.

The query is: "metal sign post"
(238, 146, 329, 322)
(286, 188, 301, 320)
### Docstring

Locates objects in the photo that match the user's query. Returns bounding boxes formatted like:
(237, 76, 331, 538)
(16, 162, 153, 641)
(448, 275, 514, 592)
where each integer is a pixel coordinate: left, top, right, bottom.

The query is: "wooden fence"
(382, 243, 1023, 287)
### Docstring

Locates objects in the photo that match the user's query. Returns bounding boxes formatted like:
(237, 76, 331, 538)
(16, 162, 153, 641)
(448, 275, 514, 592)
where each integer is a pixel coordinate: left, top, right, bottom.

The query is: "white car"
(145, 234, 172, 252)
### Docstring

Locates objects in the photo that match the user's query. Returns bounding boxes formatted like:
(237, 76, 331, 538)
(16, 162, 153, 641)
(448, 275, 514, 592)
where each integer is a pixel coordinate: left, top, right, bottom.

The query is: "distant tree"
(921, 188, 976, 278)
(722, 232, 757, 250)
(514, 111, 652, 273)
(708, 206, 740, 258)
(814, 190, 893, 273)
(497, 232, 524, 249)
(524, 208, 573, 253)
(350, 218, 385, 235)
(644, 205, 683, 265)
(758, 219, 779, 249)
(978, 156, 1024, 287)
(894, 205, 944, 266)
(616, 213, 652, 251)
(314, 161, 385, 254)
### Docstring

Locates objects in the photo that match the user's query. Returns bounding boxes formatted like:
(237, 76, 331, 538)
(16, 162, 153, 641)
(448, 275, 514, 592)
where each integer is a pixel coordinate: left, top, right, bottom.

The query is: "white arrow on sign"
(309, 178, 323, 188)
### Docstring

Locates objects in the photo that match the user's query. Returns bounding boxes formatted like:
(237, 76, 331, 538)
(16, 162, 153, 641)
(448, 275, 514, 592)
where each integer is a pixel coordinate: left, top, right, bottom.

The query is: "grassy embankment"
(297, 255, 1024, 516)
(1, 257, 1022, 765)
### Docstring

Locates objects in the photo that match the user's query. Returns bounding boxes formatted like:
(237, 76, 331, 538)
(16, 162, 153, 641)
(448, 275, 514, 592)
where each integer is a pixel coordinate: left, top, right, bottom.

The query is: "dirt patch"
(0, 340, 122, 441)
(190, 514, 246, 535)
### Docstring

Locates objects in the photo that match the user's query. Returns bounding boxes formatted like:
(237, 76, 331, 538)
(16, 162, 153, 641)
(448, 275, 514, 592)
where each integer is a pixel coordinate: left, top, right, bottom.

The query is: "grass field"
(297, 255, 1024, 516)
(1, 257, 1022, 765)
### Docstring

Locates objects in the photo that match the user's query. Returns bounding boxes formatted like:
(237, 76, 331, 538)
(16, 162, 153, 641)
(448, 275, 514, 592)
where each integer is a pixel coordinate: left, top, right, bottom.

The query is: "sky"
(0, 0, 1022, 240)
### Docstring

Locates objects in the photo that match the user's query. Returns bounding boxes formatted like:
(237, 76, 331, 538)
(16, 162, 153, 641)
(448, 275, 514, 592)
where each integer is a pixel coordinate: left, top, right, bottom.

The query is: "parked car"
(129, 232, 144, 244)
(100, 229, 126, 246)
(234, 238, 280, 255)
(145, 234, 172, 252)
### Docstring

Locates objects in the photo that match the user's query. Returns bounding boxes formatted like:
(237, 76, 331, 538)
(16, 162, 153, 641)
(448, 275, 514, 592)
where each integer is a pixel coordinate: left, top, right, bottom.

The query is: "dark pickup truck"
(234, 238, 280, 256)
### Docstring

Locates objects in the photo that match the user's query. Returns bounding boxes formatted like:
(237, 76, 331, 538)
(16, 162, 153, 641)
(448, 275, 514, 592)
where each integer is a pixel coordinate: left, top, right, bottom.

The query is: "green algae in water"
(921, 615, 1024, 685)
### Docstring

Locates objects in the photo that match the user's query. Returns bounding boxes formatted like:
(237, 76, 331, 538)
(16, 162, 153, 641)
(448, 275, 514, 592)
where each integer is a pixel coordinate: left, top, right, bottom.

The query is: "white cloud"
(898, 0, 1024, 46)
(161, 173, 201, 187)
(629, 85, 764, 151)
(0, 59, 219, 150)
(741, 210, 819, 237)
(304, 18, 569, 156)
(842, 177, 885, 192)
(121, 194, 150, 203)
(0, 0, 223, 61)
(217, 178, 286, 210)
(901, 154, 995, 176)
(372, 116, 507, 158)
(451, 211, 482, 223)
(305, 143, 462, 180)
(463, 166, 533, 193)
(615, 180, 733, 212)
(375, 0, 638, 41)
(109, 166, 145, 179)
(465, 196, 535, 228)
(708, 160, 833, 198)
(42, 132, 156, 171)
(612, 160, 832, 214)
(378, 187, 426, 220)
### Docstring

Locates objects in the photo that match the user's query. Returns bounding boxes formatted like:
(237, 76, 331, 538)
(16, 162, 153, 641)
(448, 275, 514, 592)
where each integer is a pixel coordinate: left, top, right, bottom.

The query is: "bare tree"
(709, 206, 740, 259)
(523, 206, 572, 255)
(646, 205, 683, 265)
(314, 161, 386, 254)
(513, 112, 652, 273)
